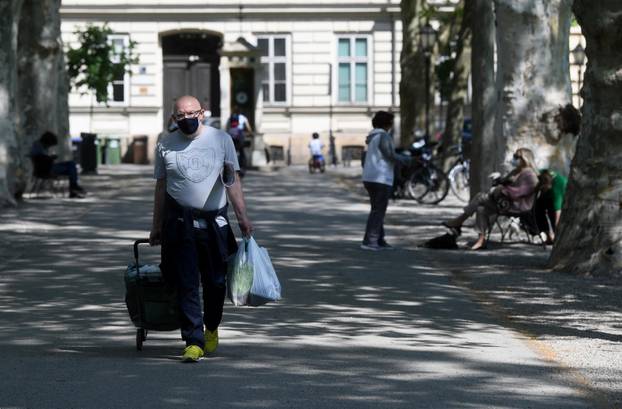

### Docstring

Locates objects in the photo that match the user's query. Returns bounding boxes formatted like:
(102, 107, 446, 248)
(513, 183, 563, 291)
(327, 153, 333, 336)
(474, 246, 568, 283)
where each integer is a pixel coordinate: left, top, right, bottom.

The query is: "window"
(337, 36, 369, 103)
(107, 34, 130, 104)
(257, 36, 289, 105)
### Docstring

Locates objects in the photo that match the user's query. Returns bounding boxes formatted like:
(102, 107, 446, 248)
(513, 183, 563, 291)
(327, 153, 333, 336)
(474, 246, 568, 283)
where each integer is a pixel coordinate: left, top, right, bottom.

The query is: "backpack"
(229, 114, 240, 129)
(228, 114, 243, 149)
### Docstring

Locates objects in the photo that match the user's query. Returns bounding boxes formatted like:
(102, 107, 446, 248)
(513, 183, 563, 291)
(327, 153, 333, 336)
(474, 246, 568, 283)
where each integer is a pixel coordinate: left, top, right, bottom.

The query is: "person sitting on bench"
(30, 131, 86, 198)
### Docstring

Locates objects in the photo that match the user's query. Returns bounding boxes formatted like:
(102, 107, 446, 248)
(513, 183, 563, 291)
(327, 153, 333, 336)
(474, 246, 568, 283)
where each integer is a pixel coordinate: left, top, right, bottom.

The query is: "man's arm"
(149, 178, 166, 245)
(244, 121, 253, 134)
(554, 210, 562, 228)
(226, 173, 253, 237)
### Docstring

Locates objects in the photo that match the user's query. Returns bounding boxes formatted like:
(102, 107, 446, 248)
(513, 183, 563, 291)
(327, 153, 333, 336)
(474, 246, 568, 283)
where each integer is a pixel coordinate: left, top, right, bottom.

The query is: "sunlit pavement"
(0, 165, 597, 408)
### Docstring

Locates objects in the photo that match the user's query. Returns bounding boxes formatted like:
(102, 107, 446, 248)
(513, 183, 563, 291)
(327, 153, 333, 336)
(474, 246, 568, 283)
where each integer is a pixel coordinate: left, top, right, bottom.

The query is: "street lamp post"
(419, 23, 437, 143)
(571, 43, 586, 107)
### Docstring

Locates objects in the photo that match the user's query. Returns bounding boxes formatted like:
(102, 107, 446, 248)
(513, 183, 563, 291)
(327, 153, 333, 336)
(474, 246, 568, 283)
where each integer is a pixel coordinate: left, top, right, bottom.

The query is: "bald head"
(172, 95, 204, 137)
(175, 95, 202, 113)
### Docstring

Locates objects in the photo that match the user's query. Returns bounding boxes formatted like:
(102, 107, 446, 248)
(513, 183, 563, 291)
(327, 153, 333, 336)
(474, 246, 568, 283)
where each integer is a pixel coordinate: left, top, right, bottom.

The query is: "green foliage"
(66, 24, 139, 104)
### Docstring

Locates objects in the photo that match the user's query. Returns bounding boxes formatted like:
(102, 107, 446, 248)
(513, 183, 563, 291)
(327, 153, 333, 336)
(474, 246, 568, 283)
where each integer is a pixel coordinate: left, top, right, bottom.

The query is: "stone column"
(219, 54, 231, 127)
(251, 60, 267, 167)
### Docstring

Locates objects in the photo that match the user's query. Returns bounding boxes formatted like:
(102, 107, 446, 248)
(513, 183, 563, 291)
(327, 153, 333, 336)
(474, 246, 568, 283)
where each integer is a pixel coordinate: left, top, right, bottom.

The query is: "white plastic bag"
(247, 238, 281, 306)
(227, 241, 253, 306)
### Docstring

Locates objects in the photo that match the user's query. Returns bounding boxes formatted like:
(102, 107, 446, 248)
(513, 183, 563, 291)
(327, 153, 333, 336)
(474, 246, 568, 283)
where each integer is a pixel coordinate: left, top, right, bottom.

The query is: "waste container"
(80, 132, 98, 174)
(133, 135, 149, 164)
(106, 137, 122, 165)
(71, 136, 82, 165)
(98, 137, 106, 165)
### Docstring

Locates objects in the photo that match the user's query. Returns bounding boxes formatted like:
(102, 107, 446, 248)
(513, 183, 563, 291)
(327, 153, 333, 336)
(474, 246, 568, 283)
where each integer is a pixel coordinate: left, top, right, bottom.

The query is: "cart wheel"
(136, 328, 144, 351)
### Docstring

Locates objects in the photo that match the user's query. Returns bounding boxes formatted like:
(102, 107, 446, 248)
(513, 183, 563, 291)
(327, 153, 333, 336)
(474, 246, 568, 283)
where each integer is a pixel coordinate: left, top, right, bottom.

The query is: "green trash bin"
(106, 137, 122, 165)
(96, 137, 103, 166)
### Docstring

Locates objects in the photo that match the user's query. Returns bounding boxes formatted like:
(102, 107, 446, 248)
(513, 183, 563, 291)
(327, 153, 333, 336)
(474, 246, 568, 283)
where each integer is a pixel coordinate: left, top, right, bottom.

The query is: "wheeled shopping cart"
(125, 239, 180, 350)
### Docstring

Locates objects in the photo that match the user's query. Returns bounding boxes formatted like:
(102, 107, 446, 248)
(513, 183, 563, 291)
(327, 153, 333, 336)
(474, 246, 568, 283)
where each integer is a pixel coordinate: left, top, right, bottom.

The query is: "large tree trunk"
(493, 0, 573, 172)
(399, 0, 427, 146)
(15, 0, 69, 197)
(440, 0, 472, 170)
(0, 0, 23, 206)
(469, 0, 496, 196)
(549, 2, 622, 277)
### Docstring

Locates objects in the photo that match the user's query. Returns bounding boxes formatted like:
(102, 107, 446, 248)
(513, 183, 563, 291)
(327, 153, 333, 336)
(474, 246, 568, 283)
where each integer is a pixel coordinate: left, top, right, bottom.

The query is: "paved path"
(0, 166, 597, 408)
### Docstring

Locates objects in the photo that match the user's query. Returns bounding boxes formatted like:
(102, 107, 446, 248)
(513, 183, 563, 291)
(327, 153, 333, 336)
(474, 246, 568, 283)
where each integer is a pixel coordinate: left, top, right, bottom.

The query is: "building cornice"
(263, 106, 399, 115)
(60, 4, 401, 20)
(70, 106, 160, 114)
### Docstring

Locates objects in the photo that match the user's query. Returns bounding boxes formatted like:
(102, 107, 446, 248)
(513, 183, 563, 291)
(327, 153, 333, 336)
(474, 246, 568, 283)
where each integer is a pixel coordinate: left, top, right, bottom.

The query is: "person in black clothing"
(30, 131, 86, 198)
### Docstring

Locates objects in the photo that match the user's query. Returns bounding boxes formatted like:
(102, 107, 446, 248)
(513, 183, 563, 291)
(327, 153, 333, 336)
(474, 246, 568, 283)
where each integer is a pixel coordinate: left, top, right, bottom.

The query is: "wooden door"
(230, 68, 255, 128)
(163, 58, 212, 128)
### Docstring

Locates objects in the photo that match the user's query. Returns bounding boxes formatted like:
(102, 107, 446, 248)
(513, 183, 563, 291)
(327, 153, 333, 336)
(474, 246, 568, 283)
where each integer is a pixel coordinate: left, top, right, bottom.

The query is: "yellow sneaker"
(204, 329, 219, 354)
(181, 345, 204, 362)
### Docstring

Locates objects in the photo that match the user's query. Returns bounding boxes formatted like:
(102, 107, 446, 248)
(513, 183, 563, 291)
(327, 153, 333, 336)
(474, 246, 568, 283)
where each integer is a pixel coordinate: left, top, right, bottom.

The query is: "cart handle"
(133, 239, 151, 266)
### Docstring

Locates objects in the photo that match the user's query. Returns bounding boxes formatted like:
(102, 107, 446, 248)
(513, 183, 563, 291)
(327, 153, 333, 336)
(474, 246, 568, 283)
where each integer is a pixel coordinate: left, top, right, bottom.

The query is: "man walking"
(361, 111, 409, 251)
(150, 95, 253, 362)
(225, 105, 253, 175)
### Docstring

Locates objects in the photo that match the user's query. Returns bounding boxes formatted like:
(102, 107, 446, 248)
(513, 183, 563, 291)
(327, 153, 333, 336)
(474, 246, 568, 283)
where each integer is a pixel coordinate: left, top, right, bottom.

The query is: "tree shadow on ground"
(0, 167, 596, 408)
(372, 169, 622, 406)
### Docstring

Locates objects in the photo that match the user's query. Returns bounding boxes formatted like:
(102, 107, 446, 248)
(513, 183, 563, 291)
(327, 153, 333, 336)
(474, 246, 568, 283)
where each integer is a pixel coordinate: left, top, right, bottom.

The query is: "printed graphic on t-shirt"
(176, 148, 217, 183)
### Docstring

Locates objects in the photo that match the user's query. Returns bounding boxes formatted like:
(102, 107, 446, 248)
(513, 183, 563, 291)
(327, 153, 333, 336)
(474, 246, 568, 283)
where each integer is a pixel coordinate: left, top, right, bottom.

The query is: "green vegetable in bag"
(228, 240, 254, 306)
(231, 262, 253, 296)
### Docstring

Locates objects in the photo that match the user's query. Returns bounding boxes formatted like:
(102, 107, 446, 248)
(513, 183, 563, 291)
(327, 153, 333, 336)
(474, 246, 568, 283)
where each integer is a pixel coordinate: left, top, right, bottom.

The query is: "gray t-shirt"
(154, 126, 240, 210)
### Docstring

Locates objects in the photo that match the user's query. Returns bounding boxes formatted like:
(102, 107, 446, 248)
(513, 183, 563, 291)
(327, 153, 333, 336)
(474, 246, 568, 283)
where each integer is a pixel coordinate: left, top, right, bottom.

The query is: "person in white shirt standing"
(361, 111, 410, 251)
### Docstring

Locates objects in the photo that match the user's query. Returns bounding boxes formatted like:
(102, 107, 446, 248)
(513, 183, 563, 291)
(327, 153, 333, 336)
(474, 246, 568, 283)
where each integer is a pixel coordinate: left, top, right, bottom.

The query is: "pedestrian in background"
(536, 169, 567, 244)
(30, 131, 86, 198)
(226, 105, 253, 175)
(308, 132, 324, 162)
(361, 111, 410, 251)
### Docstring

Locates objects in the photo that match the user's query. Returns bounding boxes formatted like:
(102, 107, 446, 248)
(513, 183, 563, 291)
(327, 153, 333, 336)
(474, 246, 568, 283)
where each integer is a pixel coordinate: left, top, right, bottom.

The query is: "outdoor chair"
(29, 156, 67, 198)
(486, 192, 546, 249)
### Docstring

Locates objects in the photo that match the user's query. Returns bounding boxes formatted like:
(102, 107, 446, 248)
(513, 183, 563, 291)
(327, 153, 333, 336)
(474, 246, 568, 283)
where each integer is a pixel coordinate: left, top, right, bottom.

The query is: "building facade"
(60, 0, 405, 164)
(60, 1, 586, 165)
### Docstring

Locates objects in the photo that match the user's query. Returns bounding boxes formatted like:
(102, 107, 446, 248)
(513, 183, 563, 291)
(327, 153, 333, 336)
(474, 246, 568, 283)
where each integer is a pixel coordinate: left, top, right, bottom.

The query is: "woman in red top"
(443, 148, 539, 250)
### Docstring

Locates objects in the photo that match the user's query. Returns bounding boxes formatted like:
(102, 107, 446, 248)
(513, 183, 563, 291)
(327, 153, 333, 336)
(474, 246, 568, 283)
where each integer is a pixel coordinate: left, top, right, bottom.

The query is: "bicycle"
(446, 144, 470, 202)
(399, 139, 450, 205)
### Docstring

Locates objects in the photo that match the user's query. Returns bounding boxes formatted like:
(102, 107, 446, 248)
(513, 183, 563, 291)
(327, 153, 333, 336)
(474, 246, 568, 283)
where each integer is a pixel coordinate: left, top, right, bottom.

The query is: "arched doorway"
(160, 30, 222, 128)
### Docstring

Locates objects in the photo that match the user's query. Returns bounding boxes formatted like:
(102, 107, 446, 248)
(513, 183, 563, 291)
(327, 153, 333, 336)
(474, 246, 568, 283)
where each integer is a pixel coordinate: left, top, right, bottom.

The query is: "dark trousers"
(172, 228, 227, 347)
(51, 161, 79, 188)
(363, 181, 392, 245)
(535, 191, 556, 234)
(238, 148, 247, 171)
(161, 196, 237, 348)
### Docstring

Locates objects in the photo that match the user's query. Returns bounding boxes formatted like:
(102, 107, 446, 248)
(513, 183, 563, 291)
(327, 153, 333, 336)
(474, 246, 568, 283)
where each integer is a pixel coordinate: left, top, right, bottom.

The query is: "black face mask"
(177, 117, 199, 135)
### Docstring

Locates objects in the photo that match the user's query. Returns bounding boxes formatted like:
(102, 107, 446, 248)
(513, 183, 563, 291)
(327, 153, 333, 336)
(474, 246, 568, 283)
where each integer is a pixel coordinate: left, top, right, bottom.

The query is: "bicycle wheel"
(406, 168, 429, 201)
(409, 164, 450, 205)
(449, 163, 470, 202)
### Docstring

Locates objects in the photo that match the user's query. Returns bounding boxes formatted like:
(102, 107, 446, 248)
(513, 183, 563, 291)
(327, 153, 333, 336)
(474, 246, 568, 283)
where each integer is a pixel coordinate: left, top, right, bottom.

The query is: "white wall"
(61, 2, 402, 163)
